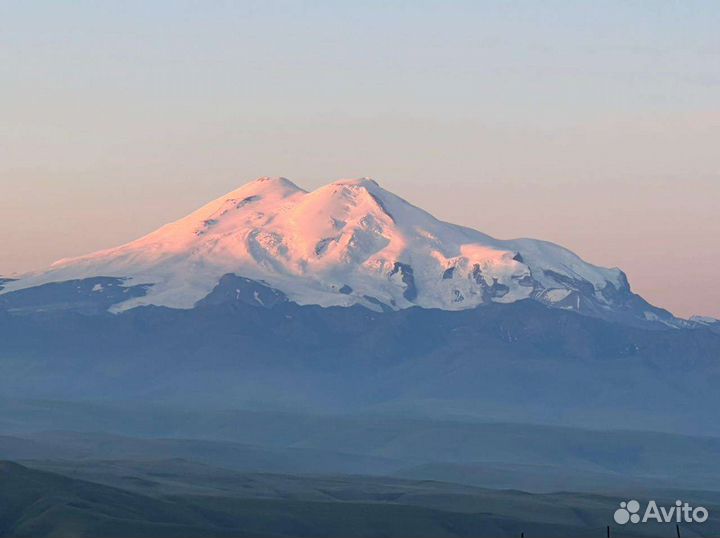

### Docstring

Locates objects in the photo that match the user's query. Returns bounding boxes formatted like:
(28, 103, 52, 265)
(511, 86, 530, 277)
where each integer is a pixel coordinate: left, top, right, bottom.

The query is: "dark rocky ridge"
(0, 275, 719, 436)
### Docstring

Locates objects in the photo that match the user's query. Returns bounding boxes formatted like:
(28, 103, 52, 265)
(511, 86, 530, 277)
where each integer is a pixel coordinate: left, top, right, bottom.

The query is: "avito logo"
(614, 499, 709, 525)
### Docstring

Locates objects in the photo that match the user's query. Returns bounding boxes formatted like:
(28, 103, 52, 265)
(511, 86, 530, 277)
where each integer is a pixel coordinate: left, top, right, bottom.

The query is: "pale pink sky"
(1, 2, 719, 318)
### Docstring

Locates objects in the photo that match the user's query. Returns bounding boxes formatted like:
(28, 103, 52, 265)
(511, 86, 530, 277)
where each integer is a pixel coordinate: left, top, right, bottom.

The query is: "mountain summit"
(1, 177, 678, 326)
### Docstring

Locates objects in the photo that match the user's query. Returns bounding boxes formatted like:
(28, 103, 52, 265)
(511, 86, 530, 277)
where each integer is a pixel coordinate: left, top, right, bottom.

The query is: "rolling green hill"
(4, 459, 720, 537)
(0, 461, 595, 537)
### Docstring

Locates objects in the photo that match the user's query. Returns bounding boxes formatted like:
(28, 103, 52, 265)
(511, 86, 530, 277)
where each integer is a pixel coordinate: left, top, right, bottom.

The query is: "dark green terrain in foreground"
(2, 459, 719, 538)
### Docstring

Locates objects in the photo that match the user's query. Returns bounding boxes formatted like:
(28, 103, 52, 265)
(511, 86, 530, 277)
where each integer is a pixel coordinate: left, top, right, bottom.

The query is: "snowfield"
(0, 177, 676, 325)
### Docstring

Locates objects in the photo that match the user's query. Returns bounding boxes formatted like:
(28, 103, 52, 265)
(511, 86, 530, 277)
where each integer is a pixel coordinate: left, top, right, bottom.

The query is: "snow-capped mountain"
(1, 177, 679, 326)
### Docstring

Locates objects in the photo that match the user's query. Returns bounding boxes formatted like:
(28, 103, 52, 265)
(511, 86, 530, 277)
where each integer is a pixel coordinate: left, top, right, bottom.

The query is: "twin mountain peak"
(0, 177, 687, 328)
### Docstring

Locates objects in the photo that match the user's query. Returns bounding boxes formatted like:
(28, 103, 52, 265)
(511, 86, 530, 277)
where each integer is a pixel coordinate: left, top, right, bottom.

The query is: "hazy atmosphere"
(3, 5, 720, 538)
(2, 1, 718, 318)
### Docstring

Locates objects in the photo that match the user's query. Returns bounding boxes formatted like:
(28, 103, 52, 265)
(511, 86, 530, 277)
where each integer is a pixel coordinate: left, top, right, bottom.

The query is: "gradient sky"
(1, 1, 718, 318)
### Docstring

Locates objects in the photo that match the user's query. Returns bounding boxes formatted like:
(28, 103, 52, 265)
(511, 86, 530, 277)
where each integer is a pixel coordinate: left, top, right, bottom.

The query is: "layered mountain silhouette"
(2, 178, 720, 537)
(1, 178, 719, 434)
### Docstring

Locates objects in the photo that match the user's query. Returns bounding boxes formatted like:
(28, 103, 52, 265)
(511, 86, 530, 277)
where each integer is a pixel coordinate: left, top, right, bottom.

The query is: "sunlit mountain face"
(0, 177, 684, 328)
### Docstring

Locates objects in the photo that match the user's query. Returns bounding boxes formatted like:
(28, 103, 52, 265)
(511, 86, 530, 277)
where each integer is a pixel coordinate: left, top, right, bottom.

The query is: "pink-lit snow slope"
(3, 177, 626, 313)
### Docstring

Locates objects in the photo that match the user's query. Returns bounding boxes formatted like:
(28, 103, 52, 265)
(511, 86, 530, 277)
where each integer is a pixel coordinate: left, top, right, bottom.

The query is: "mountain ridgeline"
(0, 177, 689, 328)
(0, 177, 719, 436)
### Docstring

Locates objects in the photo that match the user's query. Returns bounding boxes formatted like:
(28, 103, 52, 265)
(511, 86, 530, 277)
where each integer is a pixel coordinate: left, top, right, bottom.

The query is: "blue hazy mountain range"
(0, 274, 718, 436)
